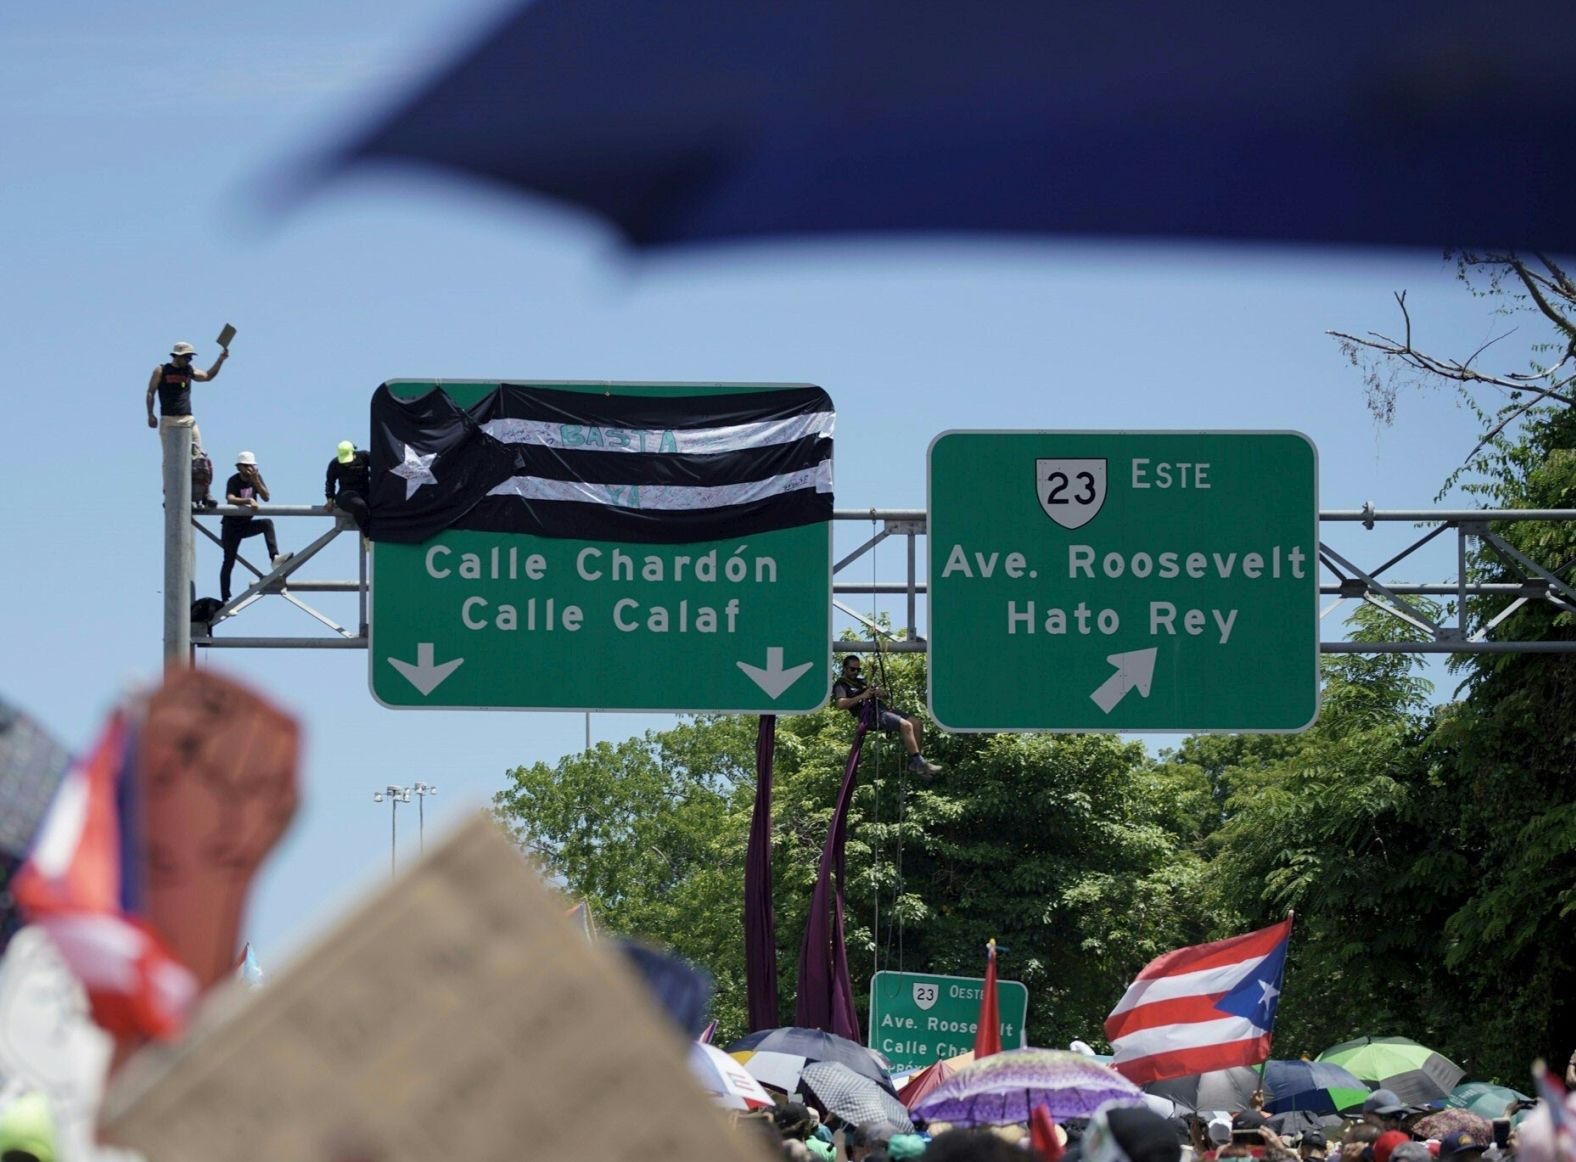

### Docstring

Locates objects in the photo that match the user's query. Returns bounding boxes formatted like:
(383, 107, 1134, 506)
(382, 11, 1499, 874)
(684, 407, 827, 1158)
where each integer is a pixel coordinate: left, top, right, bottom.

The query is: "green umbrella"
(1447, 1082, 1531, 1121)
(1316, 1037, 1464, 1105)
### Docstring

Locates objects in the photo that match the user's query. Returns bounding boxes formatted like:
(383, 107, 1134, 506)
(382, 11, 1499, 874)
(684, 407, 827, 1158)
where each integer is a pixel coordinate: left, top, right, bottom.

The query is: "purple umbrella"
(913, 1049, 1142, 1126)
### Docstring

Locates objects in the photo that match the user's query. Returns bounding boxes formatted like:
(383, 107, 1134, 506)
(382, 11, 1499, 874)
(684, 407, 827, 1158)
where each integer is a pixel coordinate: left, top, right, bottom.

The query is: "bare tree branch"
(1535, 251, 1576, 299)
(1326, 328, 1576, 405)
(1507, 256, 1576, 340)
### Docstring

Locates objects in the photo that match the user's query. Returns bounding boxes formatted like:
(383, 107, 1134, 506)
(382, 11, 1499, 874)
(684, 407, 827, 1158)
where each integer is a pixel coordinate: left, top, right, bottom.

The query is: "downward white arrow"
(388, 643, 464, 696)
(1089, 647, 1158, 714)
(736, 647, 814, 700)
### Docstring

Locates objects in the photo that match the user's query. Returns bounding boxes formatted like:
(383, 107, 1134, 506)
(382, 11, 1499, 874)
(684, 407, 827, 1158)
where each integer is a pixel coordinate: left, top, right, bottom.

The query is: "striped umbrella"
(1317, 1037, 1464, 1105)
(913, 1048, 1142, 1126)
(690, 1042, 775, 1111)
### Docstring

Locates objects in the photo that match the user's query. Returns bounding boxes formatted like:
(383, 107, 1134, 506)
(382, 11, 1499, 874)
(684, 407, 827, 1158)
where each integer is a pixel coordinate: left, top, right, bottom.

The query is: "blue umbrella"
(325, 0, 1576, 252)
(1262, 1059, 1370, 1116)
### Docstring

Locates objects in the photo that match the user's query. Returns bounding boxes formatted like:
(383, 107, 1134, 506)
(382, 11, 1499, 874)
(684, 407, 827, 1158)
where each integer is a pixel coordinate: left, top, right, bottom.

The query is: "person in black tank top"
(146, 340, 229, 503)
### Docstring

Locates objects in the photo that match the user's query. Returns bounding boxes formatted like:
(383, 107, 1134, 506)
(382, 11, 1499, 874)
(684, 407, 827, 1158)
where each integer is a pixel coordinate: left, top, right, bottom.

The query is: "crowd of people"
(726, 1061, 1576, 1162)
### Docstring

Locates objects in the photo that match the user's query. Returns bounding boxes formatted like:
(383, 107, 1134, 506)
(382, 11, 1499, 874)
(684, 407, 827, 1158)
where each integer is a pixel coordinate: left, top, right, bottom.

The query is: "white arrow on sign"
(736, 647, 814, 700)
(1089, 647, 1158, 714)
(388, 643, 465, 696)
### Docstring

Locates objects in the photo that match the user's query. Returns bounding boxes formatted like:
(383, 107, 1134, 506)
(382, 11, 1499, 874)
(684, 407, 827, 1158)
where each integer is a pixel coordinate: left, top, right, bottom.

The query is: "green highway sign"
(869, 970, 1029, 1074)
(369, 382, 831, 713)
(928, 432, 1318, 732)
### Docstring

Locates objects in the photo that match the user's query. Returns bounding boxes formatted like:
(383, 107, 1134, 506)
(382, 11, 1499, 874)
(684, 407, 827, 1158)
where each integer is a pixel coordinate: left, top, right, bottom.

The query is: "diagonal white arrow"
(736, 647, 814, 700)
(388, 643, 464, 696)
(1089, 647, 1158, 714)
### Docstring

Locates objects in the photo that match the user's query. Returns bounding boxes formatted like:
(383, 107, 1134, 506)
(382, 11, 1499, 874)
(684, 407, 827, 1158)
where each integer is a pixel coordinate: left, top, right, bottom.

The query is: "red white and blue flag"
(1104, 917, 1292, 1086)
(12, 713, 197, 1042)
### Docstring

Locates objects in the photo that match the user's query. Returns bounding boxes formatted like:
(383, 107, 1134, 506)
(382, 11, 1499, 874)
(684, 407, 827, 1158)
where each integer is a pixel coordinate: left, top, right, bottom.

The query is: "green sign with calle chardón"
(369, 381, 831, 713)
(928, 431, 1318, 733)
(869, 971, 1029, 1074)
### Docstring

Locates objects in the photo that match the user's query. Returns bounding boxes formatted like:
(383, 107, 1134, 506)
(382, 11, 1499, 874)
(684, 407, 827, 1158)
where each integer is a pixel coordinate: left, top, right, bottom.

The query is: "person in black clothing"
(831, 654, 941, 775)
(324, 439, 372, 535)
(219, 452, 291, 601)
(146, 340, 227, 506)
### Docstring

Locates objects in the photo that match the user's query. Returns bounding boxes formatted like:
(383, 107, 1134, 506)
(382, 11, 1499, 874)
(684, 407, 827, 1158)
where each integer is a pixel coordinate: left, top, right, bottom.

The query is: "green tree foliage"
(494, 649, 1205, 1049)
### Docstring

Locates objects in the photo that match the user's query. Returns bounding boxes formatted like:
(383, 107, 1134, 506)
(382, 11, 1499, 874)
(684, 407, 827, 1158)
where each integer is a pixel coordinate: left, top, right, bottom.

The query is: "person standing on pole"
(146, 340, 228, 506)
(219, 452, 291, 602)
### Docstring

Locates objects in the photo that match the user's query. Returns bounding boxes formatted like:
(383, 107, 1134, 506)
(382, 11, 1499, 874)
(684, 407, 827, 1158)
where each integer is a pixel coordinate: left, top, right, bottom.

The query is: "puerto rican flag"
(12, 713, 197, 1042)
(1104, 917, 1292, 1085)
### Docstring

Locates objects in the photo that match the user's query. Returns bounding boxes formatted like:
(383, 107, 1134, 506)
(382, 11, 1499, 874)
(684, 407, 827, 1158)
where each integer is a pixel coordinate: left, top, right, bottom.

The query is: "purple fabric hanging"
(745, 715, 780, 1032)
(794, 702, 870, 1040)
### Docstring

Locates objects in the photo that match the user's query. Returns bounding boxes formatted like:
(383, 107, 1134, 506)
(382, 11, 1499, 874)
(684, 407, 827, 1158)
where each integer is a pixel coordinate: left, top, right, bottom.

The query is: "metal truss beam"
(181, 504, 1576, 657)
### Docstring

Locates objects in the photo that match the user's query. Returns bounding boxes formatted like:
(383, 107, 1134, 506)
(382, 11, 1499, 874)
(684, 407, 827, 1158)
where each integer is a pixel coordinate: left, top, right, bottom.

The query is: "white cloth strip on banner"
(485, 461, 833, 509)
(481, 411, 834, 455)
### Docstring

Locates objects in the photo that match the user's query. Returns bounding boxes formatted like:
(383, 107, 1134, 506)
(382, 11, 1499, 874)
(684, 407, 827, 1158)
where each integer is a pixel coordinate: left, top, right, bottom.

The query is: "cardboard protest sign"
(102, 816, 771, 1162)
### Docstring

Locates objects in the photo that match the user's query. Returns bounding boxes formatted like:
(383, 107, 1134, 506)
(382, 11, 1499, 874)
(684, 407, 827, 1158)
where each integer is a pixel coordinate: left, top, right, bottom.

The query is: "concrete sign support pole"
(162, 423, 193, 669)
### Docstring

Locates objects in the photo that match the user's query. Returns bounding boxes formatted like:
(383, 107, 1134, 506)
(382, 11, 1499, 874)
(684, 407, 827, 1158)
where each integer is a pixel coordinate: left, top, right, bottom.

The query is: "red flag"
(1031, 1106, 1065, 1162)
(974, 938, 1001, 1058)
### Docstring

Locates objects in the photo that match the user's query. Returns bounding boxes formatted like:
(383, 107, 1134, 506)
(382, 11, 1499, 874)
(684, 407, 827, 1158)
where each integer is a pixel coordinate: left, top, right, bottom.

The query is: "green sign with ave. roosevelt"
(369, 381, 831, 713)
(928, 431, 1318, 732)
(868, 971, 1029, 1074)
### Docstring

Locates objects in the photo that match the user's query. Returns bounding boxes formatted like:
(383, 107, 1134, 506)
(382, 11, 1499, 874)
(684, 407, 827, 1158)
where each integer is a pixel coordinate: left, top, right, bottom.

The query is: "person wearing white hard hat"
(145, 339, 228, 503)
(219, 451, 289, 601)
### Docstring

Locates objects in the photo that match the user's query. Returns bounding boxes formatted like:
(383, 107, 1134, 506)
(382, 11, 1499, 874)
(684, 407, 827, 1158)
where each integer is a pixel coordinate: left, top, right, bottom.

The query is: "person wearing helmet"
(323, 439, 371, 536)
(219, 451, 290, 602)
(146, 339, 228, 504)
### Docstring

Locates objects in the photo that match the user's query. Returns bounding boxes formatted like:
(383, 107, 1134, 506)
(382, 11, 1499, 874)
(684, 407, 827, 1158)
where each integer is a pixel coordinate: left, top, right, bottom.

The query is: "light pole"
(410, 782, 437, 854)
(372, 784, 411, 877)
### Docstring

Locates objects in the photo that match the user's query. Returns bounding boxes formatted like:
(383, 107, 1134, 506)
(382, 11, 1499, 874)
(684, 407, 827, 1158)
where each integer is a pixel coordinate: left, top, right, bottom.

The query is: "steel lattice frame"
(184, 505, 1576, 656)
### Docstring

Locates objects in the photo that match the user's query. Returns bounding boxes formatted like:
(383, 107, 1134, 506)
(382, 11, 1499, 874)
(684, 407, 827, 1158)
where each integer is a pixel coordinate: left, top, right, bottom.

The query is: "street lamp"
(410, 782, 438, 854)
(372, 784, 411, 877)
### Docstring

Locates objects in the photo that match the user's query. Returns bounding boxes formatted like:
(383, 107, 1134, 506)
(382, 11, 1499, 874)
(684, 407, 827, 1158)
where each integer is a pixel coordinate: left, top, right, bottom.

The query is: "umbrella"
(802, 1061, 915, 1132)
(1317, 1038, 1465, 1105)
(1414, 1109, 1493, 1142)
(689, 1042, 775, 1111)
(1447, 1082, 1531, 1121)
(328, 0, 1576, 253)
(1144, 1067, 1263, 1116)
(913, 1048, 1142, 1126)
(1267, 1110, 1342, 1137)
(897, 1051, 974, 1110)
(1262, 1060, 1370, 1116)
(727, 1027, 893, 1095)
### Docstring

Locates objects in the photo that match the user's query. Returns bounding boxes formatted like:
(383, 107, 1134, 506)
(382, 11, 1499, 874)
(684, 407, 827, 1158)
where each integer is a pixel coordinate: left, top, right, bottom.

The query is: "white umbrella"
(690, 1042, 775, 1111)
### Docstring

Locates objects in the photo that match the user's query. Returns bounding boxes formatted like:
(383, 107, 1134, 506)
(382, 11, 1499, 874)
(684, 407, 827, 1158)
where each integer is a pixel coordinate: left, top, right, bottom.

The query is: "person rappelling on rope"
(831, 654, 941, 776)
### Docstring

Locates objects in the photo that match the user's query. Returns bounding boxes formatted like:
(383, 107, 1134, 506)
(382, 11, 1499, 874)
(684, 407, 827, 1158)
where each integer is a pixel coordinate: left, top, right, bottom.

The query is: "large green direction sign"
(370, 382, 831, 713)
(929, 432, 1318, 732)
(869, 971, 1029, 1074)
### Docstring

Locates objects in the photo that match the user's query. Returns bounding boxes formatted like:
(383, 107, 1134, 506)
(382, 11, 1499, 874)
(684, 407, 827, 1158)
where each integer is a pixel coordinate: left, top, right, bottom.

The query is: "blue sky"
(1, 0, 1529, 964)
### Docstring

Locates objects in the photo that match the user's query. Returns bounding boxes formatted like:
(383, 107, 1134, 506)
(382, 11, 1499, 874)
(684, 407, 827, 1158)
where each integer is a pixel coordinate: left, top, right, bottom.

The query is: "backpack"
(190, 597, 224, 630)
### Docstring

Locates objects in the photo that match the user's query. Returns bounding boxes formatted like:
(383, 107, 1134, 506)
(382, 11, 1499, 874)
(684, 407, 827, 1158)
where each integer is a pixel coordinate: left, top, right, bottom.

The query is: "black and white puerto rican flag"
(369, 382, 834, 544)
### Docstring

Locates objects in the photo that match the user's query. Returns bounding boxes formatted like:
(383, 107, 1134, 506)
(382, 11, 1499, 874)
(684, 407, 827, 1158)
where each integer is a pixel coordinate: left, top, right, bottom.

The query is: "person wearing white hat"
(219, 451, 289, 601)
(145, 339, 229, 502)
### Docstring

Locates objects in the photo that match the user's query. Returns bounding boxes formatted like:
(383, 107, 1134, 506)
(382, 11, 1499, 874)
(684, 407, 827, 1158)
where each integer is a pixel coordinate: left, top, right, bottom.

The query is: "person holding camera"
(219, 452, 290, 602)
